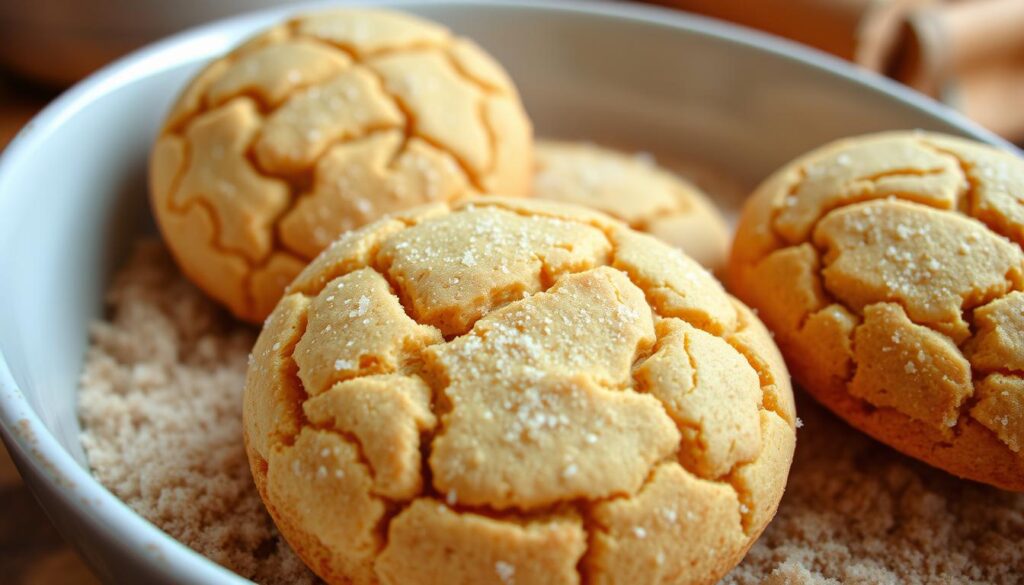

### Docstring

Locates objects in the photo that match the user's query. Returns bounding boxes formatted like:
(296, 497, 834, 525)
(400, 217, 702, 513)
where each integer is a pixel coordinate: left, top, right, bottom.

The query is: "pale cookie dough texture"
(533, 141, 731, 272)
(150, 9, 532, 322)
(244, 197, 797, 585)
(729, 131, 1024, 491)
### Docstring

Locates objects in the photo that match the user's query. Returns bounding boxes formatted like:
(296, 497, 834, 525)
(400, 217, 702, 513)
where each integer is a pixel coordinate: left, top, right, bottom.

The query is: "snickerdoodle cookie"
(533, 141, 730, 271)
(729, 131, 1024, 491)
(150, 8, 532, 322)
(244, 197, 796, 585)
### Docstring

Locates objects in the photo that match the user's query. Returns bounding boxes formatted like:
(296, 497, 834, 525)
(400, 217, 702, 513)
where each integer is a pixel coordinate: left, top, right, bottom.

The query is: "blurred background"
(0, 0, 1022, 582)
(2, 0, 1023, 148)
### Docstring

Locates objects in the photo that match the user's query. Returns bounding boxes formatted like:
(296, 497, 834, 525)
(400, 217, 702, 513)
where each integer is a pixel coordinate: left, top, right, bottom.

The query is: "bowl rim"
(0, 0, 1015, 582)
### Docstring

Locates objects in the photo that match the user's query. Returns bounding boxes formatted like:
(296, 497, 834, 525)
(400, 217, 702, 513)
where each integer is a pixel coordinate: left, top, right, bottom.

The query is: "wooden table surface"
(1, 74, 101, 585)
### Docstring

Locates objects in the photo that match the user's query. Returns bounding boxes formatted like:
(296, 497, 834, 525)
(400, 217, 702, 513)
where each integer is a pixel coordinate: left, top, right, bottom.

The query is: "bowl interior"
(0, 0, 1009, 582)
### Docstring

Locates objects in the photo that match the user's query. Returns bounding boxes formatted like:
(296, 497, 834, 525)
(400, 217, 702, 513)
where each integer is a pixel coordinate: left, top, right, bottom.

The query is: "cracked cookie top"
(243, 197, 796, 585)
(729, 131, 1024, 491)
(533, 141, 731, 273)
(149, 8, 532, 323)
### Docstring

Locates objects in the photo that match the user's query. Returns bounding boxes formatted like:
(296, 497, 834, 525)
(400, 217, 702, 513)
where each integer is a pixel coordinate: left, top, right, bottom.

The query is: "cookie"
(533, 141, 730, 272)
(244, 197, 796, 585)
(729, 131, 1024, 491)
(150, 8, 532, 322)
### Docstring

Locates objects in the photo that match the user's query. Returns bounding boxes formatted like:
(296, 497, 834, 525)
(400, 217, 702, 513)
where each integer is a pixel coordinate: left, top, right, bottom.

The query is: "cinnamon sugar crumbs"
(78, 242, 317, 584)
(725, 394, 1024, 584)
(80, 242, 1023, 584)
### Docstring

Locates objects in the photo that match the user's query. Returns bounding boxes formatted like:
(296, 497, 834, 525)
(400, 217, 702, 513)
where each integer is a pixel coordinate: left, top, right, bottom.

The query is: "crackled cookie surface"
(244, 197, 796, 585)
(729, 131, 1024, 491)
(150, 9, 532, 322)
(534, 141, 730, 272)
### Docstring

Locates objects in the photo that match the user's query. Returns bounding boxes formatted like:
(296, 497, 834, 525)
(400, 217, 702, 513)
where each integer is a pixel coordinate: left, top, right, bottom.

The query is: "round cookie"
(729, 131, 1024, 491)
(533, 141, 730, 272)
(150, 8, 532, 322)
(244, 197, 796, 585)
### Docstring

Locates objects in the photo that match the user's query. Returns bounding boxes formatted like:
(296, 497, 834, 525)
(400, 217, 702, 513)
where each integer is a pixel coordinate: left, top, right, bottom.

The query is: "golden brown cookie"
(533, 141, 730, 272)
(150, 9, 532, 322)
(729, 130, 1024, 491)
(244, 197, 796, 585)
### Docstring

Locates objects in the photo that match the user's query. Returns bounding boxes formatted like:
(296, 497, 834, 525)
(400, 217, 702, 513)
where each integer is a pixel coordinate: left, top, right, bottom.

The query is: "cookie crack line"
(576, 509, 598, 585)
(296, 35, 493, 193)
(156, 129, 193, 217)
(724, 316, 797, 426)
(301, 422, 392, 503)
(246, 111, 406, 182)
(628, 197, 689, 232)
(443, 200, 630, 322)
(854, 166, 952, 183)
(364, 255, 438, 338)
(764, 164, 808, 254)
(438, 49, 506, 96)
(368, 204, 619, 341)
(164, 192, 311, 318)
(974, 366, 1024, 379)
(844, 306, 860, 389)
(577, 455, 751, 574)
(276, 422, 401, 575)
(279, 313, 435, 576)
(631, 348, 770, 537)
(810, 229, 1020, 347)
(284, 15, 453, 62)
(919, 138, 1024, 256)
(572, 460, 667, 585)
(174, 197, 263, 311)
(255, 308, 311, 458)
(769, 168, 961, 252)
(161, 23, 318, 135)
(263, 123, 410, 260)
(429, 451, 682, 522)
(915, 139, 981, 224)
(750, 200, 1023, 386)
(209, 86, 287, 117)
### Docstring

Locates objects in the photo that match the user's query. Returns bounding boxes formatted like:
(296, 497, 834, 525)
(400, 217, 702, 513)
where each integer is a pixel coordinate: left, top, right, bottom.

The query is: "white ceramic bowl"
(0, 1, 1014, 583)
